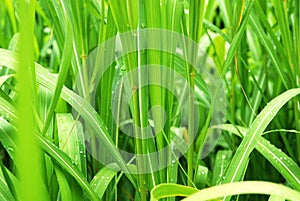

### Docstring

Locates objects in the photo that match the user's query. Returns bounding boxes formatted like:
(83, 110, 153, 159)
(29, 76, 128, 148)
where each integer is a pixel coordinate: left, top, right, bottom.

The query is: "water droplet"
(120, 65, 127, 71)
(7, 147, 14, 153)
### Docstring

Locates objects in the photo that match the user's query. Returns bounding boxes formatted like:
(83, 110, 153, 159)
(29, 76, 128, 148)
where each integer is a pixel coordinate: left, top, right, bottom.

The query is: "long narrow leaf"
(223, 89, 300, 198)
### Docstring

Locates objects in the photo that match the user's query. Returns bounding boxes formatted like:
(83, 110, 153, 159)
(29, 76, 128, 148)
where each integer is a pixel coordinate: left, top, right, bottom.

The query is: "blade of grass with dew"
(36, 66, 136, 185)
(194, 165, 208, 189)
(90, 163, 137, 200)
(0, 48, 136, 186)
(90, 164, 119, 200)
(211, 150, 232, 185)
(212, 124, 300, 190)
(56, 113, 86, 174)
(223, 89, 300, 191)
(182, 181, 300, 201)
(1, 109, 98, 201)
(37, 135, 99, 201)
(55, 113, 86, 200)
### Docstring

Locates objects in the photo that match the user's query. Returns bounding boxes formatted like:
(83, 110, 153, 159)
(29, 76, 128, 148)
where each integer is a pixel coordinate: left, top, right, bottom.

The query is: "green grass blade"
(0, 113, 98, 200)
(56, 113, 85, 174)
(0, 171, 15, 201)
(0, 162, 17, 201)
(194, 165, 208, 189)
(37, 135, 99, 201)
(0, 96, 16, 123)
(54, 166, 72, 201)
(0, 74, 14, 87)
(150, 183, 198, 201)
(272, 0, 295, 68)
(90, 164, 118, 200)
(42, 2, 74, 135)
(182, 181, 300, 201)
(222, 89, 300, 197)
(211, 150, 232, 185)
(248, 16, 290, 88)
(16, 0, 48, 200)
(221, 0, 254, 78)
(0, 117, 17, 161)
(0, 48, 135, 183)
(213, 124, 300, 191)
(203, 19, 231, 43)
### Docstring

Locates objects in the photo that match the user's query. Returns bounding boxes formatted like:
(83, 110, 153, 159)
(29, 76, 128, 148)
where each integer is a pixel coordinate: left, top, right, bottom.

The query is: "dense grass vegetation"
(0, 0, 300, 200)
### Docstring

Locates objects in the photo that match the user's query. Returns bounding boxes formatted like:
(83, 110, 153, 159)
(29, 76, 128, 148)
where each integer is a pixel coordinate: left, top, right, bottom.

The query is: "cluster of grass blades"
(0, 0, 300, 200)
